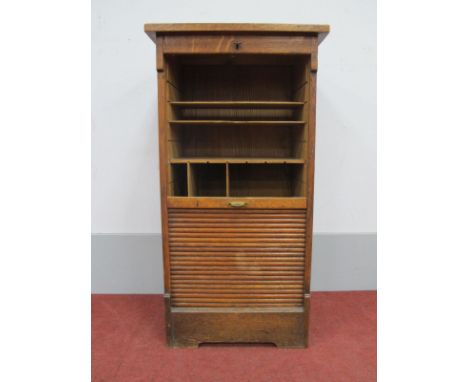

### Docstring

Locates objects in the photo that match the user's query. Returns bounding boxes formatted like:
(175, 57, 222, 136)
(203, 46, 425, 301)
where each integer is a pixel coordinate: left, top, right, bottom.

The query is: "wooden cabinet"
(145, 23, 329, 348)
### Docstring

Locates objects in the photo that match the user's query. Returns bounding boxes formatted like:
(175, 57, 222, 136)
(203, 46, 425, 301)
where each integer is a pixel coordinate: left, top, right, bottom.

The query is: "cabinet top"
(144, 23, 329, 44)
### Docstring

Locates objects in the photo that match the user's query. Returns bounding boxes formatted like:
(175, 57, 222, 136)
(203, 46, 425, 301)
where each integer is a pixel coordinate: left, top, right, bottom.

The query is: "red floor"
(92, 292, 376, 382)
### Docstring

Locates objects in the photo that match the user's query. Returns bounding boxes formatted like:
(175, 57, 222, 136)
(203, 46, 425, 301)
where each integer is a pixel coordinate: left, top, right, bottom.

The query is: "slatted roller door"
(168, 208, 306, 308)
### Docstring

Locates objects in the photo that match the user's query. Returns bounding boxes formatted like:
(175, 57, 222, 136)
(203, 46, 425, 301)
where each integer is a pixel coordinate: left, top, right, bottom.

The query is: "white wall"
(92, 0, 376, 234)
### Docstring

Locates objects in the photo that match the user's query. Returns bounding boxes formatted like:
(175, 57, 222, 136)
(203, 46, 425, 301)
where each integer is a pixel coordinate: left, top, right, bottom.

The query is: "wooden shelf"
(171, 158, 305, 164)
(170, 101, 305, 108)
(169, 120, 305, 126)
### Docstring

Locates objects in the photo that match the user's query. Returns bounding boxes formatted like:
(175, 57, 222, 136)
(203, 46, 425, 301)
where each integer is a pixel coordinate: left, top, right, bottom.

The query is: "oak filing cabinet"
(144, 23, 329, 347)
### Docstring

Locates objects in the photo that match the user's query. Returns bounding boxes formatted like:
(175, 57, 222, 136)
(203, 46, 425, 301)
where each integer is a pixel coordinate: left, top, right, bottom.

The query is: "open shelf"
(230, 164, 305, 197)
(188, 164, 226, 197)
(169, 164, 188, 197)
(169, 124, 305, 159)
(168, 163, 305, 197)
(165, 54, 310, 198)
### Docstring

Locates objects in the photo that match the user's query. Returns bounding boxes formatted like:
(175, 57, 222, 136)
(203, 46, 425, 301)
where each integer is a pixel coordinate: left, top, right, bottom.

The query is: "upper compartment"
(165, 55, 309, 161)
(145, 24, 329, 199)
(166, 55, 309, 122)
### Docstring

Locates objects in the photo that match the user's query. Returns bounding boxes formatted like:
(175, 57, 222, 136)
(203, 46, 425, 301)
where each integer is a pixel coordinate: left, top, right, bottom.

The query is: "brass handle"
(229, 201, 247, 208)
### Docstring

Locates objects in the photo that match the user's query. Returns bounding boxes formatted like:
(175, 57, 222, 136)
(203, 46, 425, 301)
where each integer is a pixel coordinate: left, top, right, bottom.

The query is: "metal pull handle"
(229, 201, 247, 208)
(233, 41, 242, 50)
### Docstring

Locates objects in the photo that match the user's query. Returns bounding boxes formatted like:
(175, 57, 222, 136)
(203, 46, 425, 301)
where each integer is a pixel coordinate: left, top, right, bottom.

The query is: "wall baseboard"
(91, 233, 376, 293)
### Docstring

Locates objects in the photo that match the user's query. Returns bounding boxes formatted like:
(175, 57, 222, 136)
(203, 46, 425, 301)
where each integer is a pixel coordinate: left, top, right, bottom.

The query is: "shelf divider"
(171, 158, 305, 164)
(187, 163, 193, 197)
(170, 101, 305, 108)
(226, 163, 230, 197)
(169, 120, 305, 126)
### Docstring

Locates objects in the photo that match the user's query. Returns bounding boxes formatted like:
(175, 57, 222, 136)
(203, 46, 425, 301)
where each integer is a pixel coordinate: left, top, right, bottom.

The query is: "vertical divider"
(167, 163, 173, 196)
(187, 162, 193, 196)
(226, 163, 230, 197)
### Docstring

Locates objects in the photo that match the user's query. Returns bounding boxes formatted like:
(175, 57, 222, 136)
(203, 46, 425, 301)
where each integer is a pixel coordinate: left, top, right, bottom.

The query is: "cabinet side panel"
(304, 39, 318, 294)
(302, 38, 318, 344)
(156, 37, 171, 294)
(156, 39, 173, 346)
